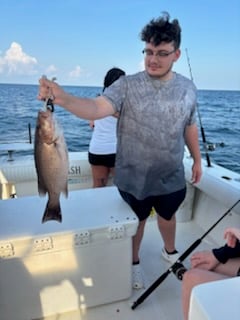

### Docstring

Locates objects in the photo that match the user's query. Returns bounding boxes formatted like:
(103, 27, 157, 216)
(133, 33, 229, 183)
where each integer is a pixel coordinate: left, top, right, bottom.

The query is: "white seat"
(189, 277, 240, 320)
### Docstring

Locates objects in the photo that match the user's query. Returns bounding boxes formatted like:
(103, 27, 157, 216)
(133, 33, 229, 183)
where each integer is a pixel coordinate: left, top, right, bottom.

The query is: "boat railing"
(0, 141, 33, 161)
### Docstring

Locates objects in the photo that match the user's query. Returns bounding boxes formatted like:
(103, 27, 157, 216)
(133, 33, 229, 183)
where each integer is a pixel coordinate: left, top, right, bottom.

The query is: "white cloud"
(0, 42, 38, 75)
(69, 65, 82, 78)
(45, 64, 58, 76)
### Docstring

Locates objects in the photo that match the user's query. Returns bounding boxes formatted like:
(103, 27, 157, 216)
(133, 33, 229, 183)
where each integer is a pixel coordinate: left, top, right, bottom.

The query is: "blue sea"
(0, 83, 239, 173)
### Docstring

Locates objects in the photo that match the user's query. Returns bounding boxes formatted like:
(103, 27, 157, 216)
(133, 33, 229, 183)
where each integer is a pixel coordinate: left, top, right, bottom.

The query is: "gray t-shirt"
(103, 71, 197, 199)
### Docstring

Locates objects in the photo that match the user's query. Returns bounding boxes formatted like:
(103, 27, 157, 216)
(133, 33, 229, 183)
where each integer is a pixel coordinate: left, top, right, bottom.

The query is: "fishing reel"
(205, 142, 225, 151)
(171, 261, 187, 280)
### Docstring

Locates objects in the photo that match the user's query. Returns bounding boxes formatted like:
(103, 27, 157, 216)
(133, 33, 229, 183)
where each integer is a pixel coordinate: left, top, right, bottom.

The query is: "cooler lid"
(0, 186, 138, 241)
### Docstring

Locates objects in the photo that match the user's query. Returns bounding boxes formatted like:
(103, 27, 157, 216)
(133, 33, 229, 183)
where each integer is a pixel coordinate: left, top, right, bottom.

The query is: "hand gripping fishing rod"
(185, 48, 211, 167)
(131, 199, 240, 310)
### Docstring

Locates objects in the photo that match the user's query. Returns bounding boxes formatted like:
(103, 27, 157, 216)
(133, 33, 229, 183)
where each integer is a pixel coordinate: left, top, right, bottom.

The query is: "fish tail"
(42, 201, 62, 223)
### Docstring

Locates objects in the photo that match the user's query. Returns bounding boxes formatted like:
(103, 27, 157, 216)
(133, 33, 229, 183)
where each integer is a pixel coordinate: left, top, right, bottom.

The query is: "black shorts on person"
(88, 152, 116, 168)
(118, 187, 186, 221)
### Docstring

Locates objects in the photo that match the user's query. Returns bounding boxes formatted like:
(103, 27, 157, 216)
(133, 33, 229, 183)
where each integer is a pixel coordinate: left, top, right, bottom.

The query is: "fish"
(34, 107, 69, 223)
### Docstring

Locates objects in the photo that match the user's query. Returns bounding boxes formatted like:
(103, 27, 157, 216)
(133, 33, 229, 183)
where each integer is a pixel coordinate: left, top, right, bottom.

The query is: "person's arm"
(190, 241, 240, 269)
(38, 77, 115, 120)
(213, 228, 240, 263)
(184, 123, 202, 184)
(212, 240, 240, 263)
(190, 250, 220, 270)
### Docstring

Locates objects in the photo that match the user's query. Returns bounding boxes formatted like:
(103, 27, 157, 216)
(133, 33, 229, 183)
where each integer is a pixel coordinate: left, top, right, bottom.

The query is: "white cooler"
(0, 186, 138, 320)
(189, 277, 240, 320)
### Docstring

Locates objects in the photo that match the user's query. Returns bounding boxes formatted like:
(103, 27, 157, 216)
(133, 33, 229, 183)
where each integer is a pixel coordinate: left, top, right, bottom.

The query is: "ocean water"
(0, 83, 239, 173)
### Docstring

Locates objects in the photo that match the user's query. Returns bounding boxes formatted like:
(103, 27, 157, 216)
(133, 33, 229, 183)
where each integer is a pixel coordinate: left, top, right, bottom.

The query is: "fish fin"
(42, 201, 62, 223)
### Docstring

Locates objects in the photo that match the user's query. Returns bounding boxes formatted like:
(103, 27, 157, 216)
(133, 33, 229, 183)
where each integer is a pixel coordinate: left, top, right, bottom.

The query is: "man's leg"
(157, 214, 176, 253)
(131, 219, 147, 289)
(132, 219, 147, 263)
(155, 188, 186, 261)
(117, 189, 151, 289)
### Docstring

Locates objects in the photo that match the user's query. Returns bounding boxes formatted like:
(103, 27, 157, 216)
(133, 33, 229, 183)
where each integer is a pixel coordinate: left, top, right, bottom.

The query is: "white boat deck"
(40, 218, 217, 320)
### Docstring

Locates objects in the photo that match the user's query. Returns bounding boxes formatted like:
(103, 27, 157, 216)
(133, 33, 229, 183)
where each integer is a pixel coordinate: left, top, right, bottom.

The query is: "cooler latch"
(33, 236, 53, 252)
(108, 225, 125, 240)
(74, 231, 90, 246)
(0, 242, 14, 259)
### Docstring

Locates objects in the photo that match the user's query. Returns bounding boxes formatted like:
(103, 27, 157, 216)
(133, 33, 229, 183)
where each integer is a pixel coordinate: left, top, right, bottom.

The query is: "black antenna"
(185, 48, 211, 167)
(28, 123, 32, 144)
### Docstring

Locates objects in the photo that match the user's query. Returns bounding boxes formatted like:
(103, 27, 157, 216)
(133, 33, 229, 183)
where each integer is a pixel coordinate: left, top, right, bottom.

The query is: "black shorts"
(88, 152, 116, 168)
(118, 187, 186, 221)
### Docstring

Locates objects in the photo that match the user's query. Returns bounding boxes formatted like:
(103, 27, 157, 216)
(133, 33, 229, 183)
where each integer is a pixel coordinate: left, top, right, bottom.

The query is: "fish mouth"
(46, 100, 54, 112)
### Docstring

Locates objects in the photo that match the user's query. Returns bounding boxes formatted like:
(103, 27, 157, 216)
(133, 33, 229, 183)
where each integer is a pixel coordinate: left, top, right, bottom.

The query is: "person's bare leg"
(91, 165, 110, 187)
(182, 268, 229, 320)
(132, 219, 147, 263)
(157, 214, 176, 252)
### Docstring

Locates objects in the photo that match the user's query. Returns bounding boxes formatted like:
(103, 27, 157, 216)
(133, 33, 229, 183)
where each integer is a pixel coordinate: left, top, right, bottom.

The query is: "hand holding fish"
(38, 76, 65, 107)
(38, 76, 115, 120)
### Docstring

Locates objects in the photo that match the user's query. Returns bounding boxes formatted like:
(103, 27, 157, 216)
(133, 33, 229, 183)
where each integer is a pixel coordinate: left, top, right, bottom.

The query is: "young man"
(38, 12, 202, 289)
(182, 227, 240, 320)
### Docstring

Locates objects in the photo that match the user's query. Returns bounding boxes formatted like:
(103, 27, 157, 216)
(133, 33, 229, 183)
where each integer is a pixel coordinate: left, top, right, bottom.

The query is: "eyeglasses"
(142, 48, 176, 58)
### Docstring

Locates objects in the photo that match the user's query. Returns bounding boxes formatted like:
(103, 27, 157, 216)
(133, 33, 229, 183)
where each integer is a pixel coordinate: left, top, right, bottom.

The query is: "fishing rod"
(185, 48, 211, 167)
(131, 198, 240, 310)
(28, 123, 32, 144)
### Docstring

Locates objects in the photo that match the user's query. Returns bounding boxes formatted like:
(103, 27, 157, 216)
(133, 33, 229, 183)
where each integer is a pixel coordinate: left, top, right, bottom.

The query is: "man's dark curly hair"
(140, 12, 181, 49)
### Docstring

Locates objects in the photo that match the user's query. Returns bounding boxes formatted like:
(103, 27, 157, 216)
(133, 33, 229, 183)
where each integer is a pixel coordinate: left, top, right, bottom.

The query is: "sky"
(0, 0, 240, 90)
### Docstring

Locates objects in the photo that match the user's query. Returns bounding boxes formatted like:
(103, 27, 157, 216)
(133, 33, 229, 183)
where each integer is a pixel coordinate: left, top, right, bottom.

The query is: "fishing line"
(131, 198, 240, 310)
(185, 48, 211, 167)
